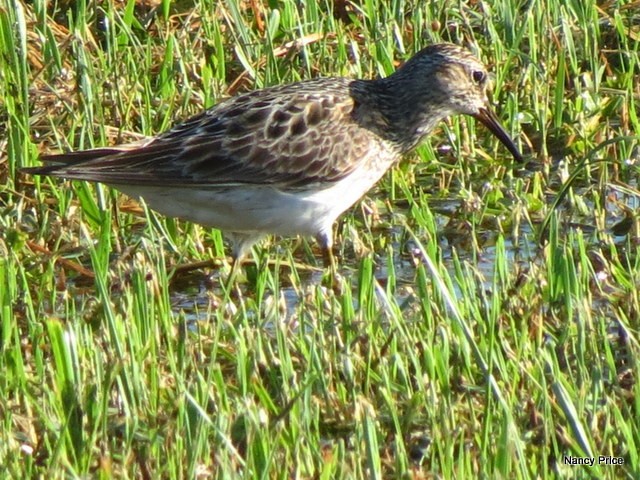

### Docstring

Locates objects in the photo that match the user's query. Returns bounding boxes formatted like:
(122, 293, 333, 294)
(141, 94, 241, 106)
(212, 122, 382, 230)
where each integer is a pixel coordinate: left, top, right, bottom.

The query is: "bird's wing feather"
(29, 79, 375, 189)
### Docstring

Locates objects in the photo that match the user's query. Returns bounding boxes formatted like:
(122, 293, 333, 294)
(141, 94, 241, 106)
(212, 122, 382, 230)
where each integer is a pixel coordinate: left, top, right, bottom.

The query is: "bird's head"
(388, 44, 522, 161)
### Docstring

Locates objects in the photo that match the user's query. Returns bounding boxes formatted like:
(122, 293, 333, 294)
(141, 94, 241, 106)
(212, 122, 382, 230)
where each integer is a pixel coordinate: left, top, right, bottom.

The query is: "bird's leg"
(315, 230, 333, 268)
(217, 252, 243, 303)
(219, 233, 255, 300)
(224, 254, 243, 293)
(316, 230, 343, 293)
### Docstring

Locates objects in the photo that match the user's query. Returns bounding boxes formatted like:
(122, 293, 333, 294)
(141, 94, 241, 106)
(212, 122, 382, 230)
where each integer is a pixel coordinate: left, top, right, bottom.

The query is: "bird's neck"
(349, 76, 449, 153)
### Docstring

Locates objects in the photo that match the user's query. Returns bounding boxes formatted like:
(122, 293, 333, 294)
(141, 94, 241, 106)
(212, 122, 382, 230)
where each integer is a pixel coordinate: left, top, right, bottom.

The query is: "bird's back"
(26, 77, 400, 190)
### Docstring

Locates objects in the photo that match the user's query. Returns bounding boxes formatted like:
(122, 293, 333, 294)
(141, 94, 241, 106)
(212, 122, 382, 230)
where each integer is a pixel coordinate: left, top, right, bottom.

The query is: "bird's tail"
(22, 148, 126, 175)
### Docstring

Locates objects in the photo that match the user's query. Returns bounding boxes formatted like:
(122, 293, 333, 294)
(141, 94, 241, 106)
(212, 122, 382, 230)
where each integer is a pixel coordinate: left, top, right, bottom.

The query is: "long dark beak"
(473, 107, 522, 162)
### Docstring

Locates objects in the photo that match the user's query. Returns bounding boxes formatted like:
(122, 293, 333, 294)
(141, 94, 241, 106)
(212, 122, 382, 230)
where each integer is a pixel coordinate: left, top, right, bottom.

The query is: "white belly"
(114, 162, 390, 237)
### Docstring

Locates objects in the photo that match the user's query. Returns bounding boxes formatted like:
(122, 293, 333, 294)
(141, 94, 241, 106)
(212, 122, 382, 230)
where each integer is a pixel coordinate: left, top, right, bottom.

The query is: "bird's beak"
(473, 107, 522, 162)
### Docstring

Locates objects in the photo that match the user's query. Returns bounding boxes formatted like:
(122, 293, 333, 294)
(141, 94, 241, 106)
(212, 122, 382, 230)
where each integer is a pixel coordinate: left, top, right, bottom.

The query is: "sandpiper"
(24, 43, 522, 272)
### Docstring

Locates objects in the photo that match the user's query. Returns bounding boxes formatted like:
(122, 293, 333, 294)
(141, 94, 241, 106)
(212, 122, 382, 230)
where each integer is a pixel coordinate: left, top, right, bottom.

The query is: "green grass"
(2, 0, 640, 478)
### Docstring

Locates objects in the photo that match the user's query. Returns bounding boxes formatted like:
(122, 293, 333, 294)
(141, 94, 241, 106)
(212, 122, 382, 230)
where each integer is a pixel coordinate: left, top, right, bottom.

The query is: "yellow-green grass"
(1, 0, 639, 478)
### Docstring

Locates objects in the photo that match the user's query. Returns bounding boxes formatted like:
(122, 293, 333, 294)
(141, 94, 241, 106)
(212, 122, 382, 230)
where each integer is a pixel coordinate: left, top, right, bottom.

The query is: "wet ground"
(167, 175, 640, 330)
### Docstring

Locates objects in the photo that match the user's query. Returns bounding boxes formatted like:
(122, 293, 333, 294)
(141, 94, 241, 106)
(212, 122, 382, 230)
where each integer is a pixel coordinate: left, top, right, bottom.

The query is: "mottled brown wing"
(29, 78, 373, 189)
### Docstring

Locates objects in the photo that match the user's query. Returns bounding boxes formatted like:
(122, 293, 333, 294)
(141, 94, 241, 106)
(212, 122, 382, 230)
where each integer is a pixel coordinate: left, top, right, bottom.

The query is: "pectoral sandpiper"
(24, 43, 522, 275)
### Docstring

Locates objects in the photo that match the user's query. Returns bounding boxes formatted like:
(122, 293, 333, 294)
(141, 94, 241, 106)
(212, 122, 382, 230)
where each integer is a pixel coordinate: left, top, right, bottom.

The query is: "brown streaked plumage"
(24, 43, 522, 270)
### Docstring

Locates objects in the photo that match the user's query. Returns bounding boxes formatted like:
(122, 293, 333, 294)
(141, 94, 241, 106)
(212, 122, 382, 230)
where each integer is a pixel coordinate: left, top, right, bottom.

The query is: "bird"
(23, 43, 522, 277)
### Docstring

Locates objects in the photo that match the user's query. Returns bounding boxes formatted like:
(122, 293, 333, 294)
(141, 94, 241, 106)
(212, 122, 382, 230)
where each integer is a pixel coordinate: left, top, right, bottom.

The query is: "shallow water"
(172, 196, 540, 326)
(172, 172, 640, 330)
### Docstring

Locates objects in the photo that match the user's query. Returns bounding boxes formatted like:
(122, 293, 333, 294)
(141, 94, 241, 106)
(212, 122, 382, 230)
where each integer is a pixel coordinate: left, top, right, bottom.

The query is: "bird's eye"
(472, 70, 486, 84)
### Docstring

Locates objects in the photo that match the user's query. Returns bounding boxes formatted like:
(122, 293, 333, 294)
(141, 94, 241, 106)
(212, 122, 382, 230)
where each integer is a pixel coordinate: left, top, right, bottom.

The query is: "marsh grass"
(2, 0, 640, 478)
